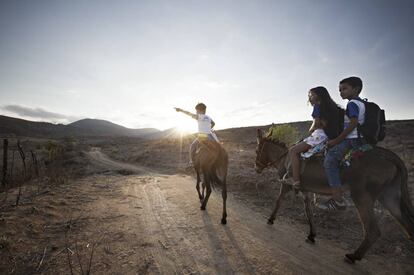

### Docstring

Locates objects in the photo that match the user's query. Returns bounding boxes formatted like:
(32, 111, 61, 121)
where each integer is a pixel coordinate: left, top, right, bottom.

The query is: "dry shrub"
(44, 141, 68, 184)
(266, 124, 300, 147)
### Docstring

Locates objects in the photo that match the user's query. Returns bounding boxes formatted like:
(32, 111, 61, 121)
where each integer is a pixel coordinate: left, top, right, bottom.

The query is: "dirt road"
(110, 175, 413, 274)
(80, 149, 412, 274)
(1, 149, 412, 274)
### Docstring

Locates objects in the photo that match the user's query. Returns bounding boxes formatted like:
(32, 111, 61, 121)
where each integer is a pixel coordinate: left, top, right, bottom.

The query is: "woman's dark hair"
(310, 86, 344, 139)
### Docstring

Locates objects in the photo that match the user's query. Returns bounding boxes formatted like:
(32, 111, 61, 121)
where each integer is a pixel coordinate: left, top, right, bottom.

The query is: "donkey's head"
(255, 128, 288, 173)
(255, 129, 272, 173)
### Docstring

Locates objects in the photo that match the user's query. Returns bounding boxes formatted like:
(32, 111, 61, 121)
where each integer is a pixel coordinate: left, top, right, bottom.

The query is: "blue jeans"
(324, 138, 361, 187)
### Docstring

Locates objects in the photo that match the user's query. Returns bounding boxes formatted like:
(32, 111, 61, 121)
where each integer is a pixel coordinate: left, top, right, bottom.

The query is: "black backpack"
(356, 98, 386, 145)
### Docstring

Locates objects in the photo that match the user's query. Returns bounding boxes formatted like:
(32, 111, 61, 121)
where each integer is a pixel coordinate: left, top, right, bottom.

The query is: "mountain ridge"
(0, 115, 160, 138)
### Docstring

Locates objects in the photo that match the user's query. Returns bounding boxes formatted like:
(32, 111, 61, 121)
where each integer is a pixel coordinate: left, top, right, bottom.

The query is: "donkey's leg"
(200, 183, 212, 210)
(312, 193, 318, 205)
(200, 172, 212, 210)
(221, 180, 227, 224)
(346, 191, 381, 264)
(302, 192, 316, 243)
(202, 181, 206, 199)
(195, 168, 204, 201)
(268, 183, 291, 225)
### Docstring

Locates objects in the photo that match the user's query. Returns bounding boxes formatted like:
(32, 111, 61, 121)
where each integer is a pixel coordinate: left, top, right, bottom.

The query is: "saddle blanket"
(300, 142, 373, 166)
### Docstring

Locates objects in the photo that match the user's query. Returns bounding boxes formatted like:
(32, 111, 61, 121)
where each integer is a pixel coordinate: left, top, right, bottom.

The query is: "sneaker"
(316, 198, 347, 211)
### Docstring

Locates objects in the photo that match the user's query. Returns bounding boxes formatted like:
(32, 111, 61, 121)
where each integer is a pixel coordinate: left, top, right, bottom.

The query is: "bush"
(266, 124, 300, 147)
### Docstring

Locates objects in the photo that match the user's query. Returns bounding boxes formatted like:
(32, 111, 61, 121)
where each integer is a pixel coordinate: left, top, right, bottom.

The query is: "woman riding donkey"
(175, 103, 229, 224)
(287, 86, 343, 190)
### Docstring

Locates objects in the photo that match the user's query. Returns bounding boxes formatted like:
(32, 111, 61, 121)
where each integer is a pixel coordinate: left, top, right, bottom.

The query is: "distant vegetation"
(266, 124, 300, 146)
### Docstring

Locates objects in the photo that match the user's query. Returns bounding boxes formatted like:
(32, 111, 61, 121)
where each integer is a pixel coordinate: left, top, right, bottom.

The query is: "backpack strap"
(349, 98, 367, 142)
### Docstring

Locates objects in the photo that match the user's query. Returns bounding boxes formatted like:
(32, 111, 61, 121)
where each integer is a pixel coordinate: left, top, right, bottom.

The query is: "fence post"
(10, 150, 15, 182)
(15, 140, 26, 206)
(17, 140, 26, 179)
(2, 139, 8, 188)
(31, 150, 39, 177)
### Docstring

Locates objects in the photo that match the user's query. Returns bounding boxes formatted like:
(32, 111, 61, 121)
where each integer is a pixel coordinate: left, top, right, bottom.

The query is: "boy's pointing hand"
(174, 107, 182, 112)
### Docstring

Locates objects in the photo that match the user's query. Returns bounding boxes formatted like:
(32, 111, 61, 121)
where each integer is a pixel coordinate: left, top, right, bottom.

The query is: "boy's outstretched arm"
(174, 107, 197, 119)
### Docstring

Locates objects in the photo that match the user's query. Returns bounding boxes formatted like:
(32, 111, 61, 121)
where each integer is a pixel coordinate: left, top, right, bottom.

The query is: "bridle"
(256, 139, 289, 170)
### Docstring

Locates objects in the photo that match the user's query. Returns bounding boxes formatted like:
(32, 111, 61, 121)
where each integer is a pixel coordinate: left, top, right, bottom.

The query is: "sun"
(175, 117, 196, 134)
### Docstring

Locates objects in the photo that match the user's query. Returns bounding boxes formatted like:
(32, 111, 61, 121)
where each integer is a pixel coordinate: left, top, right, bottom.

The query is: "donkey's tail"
(396, 154, 414, 239)
(377, 146, 414, 239)
(210, 147, 228, 190)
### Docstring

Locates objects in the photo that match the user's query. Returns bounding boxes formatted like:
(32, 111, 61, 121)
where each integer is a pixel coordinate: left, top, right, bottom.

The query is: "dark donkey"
(194, 140, 229, 224)
(255, 129, 414, 263)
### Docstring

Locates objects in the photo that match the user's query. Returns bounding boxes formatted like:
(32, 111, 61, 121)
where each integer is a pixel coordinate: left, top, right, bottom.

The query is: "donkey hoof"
(221, 218, 227, 225)
(344, 254, 360, 264)
(306, 234, 316, 244)
(200, 206, 206, 211)
(267, 219, 274, 225)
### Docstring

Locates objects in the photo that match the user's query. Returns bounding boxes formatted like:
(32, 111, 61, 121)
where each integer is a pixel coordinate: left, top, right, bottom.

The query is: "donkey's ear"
(266, 128, 273, 138)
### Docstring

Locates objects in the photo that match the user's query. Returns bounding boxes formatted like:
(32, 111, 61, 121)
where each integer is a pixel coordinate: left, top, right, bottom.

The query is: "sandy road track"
(1, 149, 412, 274)
(111, 174, 411, 274)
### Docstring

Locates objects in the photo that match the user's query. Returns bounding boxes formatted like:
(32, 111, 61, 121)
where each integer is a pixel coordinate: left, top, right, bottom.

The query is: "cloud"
(0, 104, 81, 124)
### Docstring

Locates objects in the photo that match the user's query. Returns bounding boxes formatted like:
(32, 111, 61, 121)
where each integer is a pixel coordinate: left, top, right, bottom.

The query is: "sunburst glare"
(175, 116, 197, 134)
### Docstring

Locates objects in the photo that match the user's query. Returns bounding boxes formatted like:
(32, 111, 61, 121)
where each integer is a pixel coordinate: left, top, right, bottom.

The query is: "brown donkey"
(255, 129, 414, 263)
(194, 140, 229, 224)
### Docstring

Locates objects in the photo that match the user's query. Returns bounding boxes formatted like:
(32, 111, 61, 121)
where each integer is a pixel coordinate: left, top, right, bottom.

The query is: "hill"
(68, 118, 159, 137)
(0, 115, 160, 138)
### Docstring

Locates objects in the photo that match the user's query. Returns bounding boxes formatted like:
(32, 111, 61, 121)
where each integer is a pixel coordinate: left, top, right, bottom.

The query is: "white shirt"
(197, 114, 213, 134)
(345, 99, 366, 139)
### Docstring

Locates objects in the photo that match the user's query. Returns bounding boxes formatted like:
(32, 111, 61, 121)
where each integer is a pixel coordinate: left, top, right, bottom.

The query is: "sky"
(0, 0, 413, 132)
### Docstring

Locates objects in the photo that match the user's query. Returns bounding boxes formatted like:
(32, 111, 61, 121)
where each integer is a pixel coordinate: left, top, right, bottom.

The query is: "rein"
(256, 139, 289, 169)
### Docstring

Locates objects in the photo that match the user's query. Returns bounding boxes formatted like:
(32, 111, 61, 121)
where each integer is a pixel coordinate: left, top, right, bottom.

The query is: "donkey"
(194, 140, 229, 224)
(255, 129, 414, 263)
